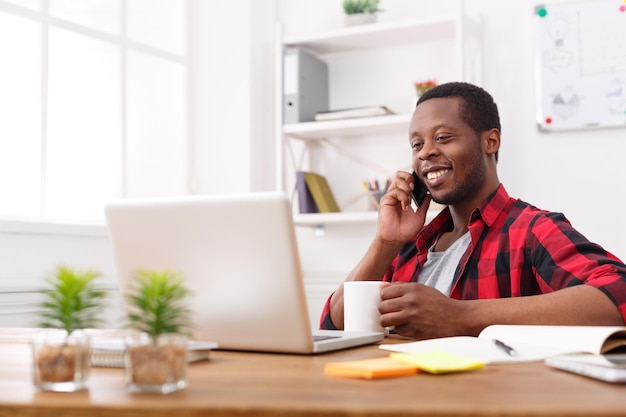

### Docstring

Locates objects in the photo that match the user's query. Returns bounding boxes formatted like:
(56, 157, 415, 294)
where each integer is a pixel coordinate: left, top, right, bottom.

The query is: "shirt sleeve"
(529, 212, 626, 320)
(319, 292, 338, 330)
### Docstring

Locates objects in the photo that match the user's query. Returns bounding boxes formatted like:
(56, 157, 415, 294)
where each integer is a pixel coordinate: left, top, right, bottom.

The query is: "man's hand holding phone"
(411, 171, 429, 207)
(376, 171, 430, 245)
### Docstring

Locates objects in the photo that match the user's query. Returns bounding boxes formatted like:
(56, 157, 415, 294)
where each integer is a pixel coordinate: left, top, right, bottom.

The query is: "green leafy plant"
(39, 265, 107, 334)
(126, 270, 192, 338)
(342, 0, 381, 14)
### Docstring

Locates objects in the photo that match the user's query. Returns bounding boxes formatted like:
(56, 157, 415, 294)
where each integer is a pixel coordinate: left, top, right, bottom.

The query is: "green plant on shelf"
(342, 0, 381, 14)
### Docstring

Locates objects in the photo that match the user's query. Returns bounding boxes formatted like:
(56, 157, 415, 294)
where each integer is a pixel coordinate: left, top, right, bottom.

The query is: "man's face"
(409, 97, 487, 207)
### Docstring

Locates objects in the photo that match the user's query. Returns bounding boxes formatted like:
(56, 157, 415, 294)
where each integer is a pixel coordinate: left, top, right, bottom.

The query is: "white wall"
(191, 0, 276, 194)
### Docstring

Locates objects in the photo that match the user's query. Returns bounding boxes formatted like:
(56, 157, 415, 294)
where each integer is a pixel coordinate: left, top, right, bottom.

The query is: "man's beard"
(431, 150, 486, 206)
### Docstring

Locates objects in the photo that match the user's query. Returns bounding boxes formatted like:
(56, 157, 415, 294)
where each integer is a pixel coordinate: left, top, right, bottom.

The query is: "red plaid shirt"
(320, 184, 626, 329)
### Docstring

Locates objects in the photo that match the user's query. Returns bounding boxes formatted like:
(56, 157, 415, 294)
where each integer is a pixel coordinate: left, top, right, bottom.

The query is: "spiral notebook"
(89, 337, 217, 368)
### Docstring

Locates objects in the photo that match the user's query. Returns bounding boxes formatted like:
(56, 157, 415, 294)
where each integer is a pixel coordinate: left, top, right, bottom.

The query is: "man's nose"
(418, 139, 438, 160)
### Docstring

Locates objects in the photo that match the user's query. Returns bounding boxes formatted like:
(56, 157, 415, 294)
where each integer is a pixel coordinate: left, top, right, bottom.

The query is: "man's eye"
(436, 135, 451, 142)
(411, 142, 423, 150)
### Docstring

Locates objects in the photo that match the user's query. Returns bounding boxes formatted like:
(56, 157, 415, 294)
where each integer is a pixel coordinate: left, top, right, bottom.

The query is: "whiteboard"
(534, 0, 626, 131)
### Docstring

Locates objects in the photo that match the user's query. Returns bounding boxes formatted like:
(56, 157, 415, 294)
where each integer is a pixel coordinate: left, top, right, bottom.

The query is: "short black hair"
(417, 82, 501, 161)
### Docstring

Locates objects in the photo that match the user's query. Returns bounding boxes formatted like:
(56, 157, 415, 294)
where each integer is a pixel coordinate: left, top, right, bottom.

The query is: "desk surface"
(1, 329, 625, 417)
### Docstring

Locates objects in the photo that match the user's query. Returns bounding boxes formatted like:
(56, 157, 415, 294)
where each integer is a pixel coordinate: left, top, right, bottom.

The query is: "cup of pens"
(366, 190, 384, 211)
(361, 179, 388, 211)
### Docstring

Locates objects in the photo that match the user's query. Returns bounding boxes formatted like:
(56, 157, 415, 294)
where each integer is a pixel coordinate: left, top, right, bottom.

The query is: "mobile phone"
(412, 171, 429, 206)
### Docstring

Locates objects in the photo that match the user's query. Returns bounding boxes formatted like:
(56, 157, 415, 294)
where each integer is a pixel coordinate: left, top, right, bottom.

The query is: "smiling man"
(320, 82, 626, 340)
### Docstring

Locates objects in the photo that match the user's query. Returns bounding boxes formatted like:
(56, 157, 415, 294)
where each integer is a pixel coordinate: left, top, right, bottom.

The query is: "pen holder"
(366, 191, 384, 211)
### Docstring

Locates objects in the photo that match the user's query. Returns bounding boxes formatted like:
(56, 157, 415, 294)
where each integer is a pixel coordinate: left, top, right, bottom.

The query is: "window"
(0, 0, 190, 221)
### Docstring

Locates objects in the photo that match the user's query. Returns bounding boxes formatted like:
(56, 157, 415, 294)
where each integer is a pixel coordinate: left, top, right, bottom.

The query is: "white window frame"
(0, 0, 194, 222)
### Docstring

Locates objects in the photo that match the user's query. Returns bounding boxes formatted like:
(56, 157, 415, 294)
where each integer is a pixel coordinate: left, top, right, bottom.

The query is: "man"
(320, 82, 626, 340)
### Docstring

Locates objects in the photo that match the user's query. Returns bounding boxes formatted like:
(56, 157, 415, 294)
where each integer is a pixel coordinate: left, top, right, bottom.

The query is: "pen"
(493, 339, 517, 356)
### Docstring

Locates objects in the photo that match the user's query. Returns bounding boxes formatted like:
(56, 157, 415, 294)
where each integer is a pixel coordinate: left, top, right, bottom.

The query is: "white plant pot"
(345, 13, 377, 26)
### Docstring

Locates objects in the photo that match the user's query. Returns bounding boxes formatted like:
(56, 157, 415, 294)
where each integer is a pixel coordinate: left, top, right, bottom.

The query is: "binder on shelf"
(283, 47, 329, 124)
(296, 171, 319, 214)
(303, 172, 340, 213)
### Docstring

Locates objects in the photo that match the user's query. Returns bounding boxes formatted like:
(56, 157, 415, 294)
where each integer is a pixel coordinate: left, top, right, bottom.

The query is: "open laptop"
(104, 191, 383, 354)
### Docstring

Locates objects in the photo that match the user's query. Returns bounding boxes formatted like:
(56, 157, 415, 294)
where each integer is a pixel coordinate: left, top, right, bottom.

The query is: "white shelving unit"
(275, 4, 481, 227)
(282, 113, 411, 141)
(282, 15, 470, 57)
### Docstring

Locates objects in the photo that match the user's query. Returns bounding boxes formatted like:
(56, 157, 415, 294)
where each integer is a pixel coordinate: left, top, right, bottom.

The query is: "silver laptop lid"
(104, 192, 316, 353)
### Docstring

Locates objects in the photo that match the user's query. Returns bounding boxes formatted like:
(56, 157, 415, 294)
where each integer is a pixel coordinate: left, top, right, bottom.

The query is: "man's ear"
(482, 128, 500, 157)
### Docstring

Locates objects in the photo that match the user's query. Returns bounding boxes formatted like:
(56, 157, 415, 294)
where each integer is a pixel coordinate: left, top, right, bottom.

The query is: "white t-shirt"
(417, 231, 471, 296)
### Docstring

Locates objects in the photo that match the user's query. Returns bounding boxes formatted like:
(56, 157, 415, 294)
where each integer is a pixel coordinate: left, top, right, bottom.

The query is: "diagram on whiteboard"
(552, 88, 580, 120)
(535, 0, 626, 131)
(607, 78, 626, 115)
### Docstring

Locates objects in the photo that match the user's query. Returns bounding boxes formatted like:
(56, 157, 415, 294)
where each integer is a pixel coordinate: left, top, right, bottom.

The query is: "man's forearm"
(459, 285, 624, 336)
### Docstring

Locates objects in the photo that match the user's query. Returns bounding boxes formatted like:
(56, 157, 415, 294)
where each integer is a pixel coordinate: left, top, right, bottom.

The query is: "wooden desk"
(0, 332, 625, 417)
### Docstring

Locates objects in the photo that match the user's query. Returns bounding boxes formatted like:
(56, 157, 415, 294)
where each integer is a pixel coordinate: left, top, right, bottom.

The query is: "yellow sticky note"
(390, 351, 484, 374)
(324, 357, 419, 380)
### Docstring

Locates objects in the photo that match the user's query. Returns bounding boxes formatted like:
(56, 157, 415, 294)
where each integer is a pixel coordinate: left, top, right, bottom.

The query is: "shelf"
(283, 113, 412, 140)
(294, 209, 440, 227)
(294, 211, 378, 226)
(283, 16, 457, 54)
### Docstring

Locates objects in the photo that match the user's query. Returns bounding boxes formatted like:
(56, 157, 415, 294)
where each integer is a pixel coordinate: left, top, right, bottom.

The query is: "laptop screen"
(104, 192, 317, 353)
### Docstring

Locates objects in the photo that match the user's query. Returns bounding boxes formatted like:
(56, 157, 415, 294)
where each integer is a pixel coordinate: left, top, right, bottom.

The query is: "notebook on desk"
(104, 192, 383, 354)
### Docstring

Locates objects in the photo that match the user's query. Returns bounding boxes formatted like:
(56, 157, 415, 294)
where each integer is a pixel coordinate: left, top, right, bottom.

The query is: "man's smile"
(423, 168, 452, 187)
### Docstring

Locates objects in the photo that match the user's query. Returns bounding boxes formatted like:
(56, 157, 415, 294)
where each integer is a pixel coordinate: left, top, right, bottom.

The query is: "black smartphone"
(412, 171, 429, 206)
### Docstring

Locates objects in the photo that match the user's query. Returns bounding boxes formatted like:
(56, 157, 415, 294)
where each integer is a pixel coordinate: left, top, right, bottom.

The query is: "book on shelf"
(314, 105, 395, 122)
(379, 325, 626, 365)
(89, 337, 217, 368)
(295, 171, 319, 214)
(302, 172, 340, 213)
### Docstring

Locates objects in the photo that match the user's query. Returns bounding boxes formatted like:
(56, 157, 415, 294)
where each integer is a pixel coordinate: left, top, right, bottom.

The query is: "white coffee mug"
(343, 281, 384, 332)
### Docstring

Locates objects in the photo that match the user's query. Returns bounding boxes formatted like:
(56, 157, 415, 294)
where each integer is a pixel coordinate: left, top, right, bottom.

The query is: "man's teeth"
(426, 169, 450, 180)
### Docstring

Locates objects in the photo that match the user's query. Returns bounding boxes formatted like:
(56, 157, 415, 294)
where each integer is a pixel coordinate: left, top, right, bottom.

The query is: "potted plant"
(342, 0, 382, 26)
(33, 265, 107, 392)
(124, 269, 192, 394)
(414, 79, 438, 97)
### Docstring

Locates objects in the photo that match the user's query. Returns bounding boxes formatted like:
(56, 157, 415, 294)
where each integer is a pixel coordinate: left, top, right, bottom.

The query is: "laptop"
(104, 191, 383, 354)
(545, 354, 626, 383)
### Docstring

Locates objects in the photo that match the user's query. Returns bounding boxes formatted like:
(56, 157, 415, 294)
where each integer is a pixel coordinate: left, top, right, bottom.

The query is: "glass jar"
(125, 332, 188, 394)
(32, 329, 90, 392)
